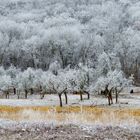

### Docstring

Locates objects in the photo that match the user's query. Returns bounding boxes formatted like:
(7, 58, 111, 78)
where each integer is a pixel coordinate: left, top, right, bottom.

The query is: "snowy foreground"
(0, 92, 140, 140)
(0, 121, 140, 140)
(0, 91, 140, 107)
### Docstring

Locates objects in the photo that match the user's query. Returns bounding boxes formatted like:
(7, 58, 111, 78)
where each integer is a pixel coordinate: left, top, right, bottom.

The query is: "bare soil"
(0, 124, 140, 140)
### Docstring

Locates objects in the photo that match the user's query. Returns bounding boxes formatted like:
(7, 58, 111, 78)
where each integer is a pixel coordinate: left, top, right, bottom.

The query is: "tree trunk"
(40, 91, 45, 99)
(5, 91, 9, 99)
(134, 59, 138, 83)
(7, 91, 9, 99)
(85, 91, 90, 99)
(58, 94, 63, 107)
(80, 91, 83, 101)
(116, 91, 118, 104)
(25, 89, 28, 99)
(5, 92, 7, 99)
(17, 90, 20, 99)
(109, 91, 113, 105)
(30, 88, 34, 95)
(39, 85, 42, 92)
(87, 93, 90, 99)
(17, 94, 20, 99)
(13, 87, 16, 95)
(64, 91, 68, 104)
(108, 96, 111, 105)
(107, 90, 113, 106)
(110, 93, 113, 104)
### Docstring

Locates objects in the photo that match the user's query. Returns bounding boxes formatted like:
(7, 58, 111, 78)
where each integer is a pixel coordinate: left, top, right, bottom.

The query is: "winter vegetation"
(0, 0, 139, 79)
(0, 64, 131, 106)
(0, 0, 140, 139)
(0, 0, 140, 107)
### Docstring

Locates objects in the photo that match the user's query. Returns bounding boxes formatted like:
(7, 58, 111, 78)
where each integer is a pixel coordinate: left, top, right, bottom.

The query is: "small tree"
(94, 70, 129, 105)
(49, 61, 61, 75)
(33, 69, 44, 93)
(47, 71, 68, 107)
(16, 68, 35, 99)
(0, 75, 12, 99)
(6, 65, 21, 95)
(38, 71, 53, 99)
(69, 64, 92, 101)
(108, 70, 131, 104)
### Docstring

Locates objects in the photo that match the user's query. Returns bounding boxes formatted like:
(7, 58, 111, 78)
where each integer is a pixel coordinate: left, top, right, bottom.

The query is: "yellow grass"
(0, 105, 140, 125)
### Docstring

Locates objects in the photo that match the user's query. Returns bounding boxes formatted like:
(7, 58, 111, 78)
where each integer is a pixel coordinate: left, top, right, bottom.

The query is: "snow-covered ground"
(0, 120, 140, 140)
(0, 92, 140, 108)
(0, 89, 140, 139)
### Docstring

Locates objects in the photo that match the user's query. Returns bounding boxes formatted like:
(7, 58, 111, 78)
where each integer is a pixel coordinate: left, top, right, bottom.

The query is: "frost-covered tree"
(0, 0, 139, 105)
(0, 0, 139, 83)
(90, 52, 130, 105)
(6, 65, 21, 93)
(16, 68, 35, 98)
(0, 75, 11, 99)
(93, 70, 130, 105)
(46, 71, 68, 107)
(49, 61, 61, 75)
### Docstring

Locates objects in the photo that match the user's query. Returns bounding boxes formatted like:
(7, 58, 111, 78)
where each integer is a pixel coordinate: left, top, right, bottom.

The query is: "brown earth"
(0, 124, 140, 140)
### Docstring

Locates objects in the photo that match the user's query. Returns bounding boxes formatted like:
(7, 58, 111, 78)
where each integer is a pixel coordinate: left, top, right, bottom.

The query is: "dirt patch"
(87, 126, 140, 140)
(0, 124, 92, 140)
(0, 124, 140, 140)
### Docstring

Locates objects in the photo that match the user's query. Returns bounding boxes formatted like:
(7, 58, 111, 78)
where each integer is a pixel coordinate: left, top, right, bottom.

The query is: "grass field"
(0, 94, 140, 139)
(0, 105, 140, 126)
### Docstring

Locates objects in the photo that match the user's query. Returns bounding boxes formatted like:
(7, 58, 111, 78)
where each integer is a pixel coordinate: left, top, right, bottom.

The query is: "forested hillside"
(0, 0, 139, 97)
(0, 2, 140, 139)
